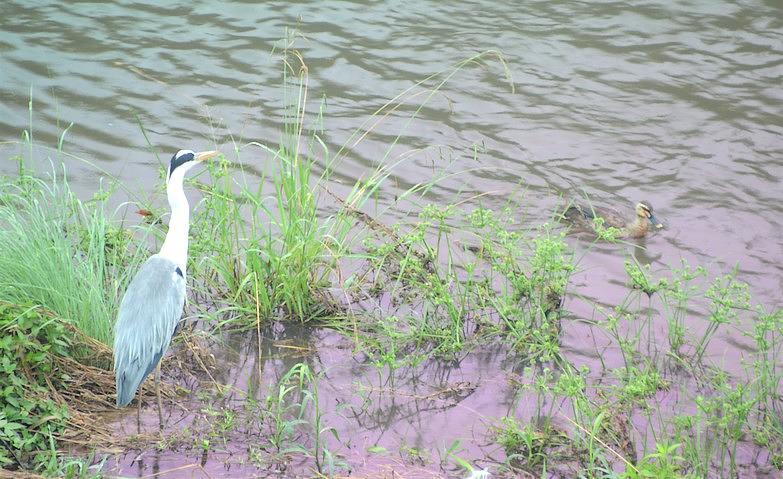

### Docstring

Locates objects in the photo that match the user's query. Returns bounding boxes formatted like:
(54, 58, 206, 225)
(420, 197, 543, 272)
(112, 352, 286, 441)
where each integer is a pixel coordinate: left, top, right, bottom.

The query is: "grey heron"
(113, 149, 217, 413)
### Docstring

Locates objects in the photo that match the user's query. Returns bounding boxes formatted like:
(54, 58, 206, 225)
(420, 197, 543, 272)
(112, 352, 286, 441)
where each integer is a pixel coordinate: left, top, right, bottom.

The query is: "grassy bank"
(0, 49, 781, 478)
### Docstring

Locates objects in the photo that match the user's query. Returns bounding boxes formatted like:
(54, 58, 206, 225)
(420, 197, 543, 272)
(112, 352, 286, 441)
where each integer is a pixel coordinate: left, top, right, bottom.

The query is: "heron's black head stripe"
(169, 152, 195, 178)
(175, 266, 183, 278)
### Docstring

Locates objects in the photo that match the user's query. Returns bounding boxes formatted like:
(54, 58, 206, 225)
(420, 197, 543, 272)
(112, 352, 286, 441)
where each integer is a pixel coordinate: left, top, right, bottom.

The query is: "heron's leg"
(155, 362, 163, 430)
(137, 382, 143, 432)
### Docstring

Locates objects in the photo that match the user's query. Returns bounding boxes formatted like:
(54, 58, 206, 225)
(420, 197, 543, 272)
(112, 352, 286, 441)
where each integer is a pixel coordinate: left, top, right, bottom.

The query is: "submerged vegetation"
(0, 48, 781, 479)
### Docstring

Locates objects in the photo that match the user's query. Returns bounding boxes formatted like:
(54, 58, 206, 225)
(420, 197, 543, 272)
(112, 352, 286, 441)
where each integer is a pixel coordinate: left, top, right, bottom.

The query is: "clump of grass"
(694, 270, 751, 361)
(0, 168, 147, 348)
(658, 260, 707, 357)
(493, 417, 568, 473)
(189, 49, 335, 325)
(189, 49, 518, 336)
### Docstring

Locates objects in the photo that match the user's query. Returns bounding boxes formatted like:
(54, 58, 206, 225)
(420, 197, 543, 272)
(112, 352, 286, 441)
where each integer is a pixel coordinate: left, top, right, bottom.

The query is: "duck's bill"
(195, 150, 219, 162)
(649, 214, 664, 229)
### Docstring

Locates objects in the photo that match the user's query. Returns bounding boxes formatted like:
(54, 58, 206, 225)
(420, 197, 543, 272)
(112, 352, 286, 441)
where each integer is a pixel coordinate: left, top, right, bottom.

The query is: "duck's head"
(636, 201, 663, 229)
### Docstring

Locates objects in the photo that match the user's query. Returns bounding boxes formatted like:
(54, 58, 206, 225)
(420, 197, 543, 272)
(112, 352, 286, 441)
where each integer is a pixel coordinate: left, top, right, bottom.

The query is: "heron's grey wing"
(113, 255, 186, 407)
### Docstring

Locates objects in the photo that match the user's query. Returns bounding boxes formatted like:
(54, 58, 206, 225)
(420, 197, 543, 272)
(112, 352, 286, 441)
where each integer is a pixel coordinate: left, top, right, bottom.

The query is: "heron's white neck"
(158, 170, 191, 274)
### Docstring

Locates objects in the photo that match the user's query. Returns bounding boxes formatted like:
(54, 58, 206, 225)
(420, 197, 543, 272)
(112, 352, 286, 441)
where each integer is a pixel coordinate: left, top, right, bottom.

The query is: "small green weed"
(494, 418, 548, 471)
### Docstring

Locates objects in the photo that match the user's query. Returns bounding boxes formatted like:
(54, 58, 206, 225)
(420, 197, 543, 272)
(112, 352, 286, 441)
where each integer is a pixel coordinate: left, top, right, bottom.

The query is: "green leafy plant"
(0, 303, 70, 471)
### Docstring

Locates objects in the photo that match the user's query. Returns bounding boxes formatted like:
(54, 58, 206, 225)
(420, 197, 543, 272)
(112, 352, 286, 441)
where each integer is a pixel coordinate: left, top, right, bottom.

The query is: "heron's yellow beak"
(195, 150, 219, 162)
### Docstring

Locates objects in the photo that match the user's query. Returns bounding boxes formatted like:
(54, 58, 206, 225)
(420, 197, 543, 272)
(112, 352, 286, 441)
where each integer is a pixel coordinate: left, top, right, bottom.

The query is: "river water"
(1, 0, 781, 477)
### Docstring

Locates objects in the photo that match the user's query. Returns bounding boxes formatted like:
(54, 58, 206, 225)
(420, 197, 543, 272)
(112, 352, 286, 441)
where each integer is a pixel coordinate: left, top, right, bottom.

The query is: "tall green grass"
(0, 165, 147, 347)
(189, 53, 334, 323)
(186, 48, 515, 328)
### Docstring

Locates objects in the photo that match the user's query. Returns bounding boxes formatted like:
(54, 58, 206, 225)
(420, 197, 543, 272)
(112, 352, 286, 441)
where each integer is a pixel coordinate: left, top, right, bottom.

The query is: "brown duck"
(563, 201, 663, 238)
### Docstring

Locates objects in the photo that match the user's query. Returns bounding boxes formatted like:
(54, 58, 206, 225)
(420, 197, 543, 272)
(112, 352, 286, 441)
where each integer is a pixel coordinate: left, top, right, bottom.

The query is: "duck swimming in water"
(562, 200, 663, 239)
